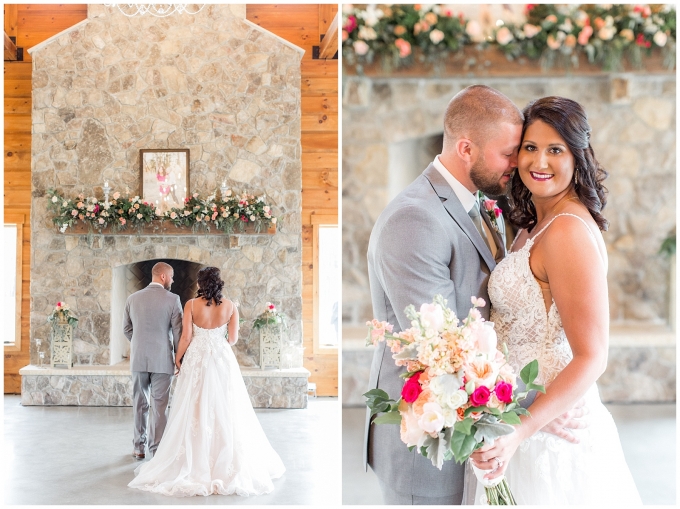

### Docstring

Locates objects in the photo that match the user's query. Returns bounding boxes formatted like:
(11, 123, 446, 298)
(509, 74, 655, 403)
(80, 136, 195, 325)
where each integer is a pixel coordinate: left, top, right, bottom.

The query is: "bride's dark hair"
(509, 96, 609, 232)
(196, 266, 224, 306)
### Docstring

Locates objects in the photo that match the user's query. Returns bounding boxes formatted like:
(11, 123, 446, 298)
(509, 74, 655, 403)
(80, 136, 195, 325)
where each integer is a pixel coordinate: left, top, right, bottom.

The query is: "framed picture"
(140, 149, 190, 214)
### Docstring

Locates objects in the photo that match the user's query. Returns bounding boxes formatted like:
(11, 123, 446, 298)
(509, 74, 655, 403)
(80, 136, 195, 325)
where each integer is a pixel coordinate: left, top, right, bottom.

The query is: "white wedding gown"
(127, 322, 285, 497)
(471, 213, 642, 505)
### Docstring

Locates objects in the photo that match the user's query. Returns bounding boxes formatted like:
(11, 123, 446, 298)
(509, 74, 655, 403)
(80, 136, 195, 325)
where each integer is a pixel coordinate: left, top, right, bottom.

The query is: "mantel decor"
(342, 4, 676, 73)
(47, 188, 277, 235)
(48, 302, 78, 369)
(140, 149, 190, 216)
(255, 303, 287, 370)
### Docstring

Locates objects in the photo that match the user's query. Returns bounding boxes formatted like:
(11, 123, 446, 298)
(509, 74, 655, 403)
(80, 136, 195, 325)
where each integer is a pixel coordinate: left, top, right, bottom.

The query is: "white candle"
(105, 181, 109, 187)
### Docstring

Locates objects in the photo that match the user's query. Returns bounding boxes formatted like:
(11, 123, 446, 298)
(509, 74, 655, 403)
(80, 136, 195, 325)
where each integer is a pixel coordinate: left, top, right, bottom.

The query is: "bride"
(128, 266, 285, 497)
(469, 97, 641, 504)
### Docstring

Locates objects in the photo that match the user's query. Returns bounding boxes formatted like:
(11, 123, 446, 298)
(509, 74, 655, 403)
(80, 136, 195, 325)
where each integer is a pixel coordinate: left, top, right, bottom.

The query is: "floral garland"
(47, 188, 277, 235)
(342, 4, 676, 72)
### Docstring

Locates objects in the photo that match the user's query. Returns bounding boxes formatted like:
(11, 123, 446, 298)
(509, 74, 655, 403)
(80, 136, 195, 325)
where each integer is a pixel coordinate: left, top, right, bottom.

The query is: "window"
(312, 214, 339, 353)
(3, 221, 22, 350)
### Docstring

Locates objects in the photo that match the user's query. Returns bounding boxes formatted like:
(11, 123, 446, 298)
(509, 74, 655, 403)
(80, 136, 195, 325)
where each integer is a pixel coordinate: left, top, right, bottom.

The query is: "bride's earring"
(574, 169, 579, 186)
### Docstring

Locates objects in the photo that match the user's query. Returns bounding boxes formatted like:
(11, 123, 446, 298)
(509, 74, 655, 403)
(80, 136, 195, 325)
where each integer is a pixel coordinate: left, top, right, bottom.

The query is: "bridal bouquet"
(364, 295, 545, 505)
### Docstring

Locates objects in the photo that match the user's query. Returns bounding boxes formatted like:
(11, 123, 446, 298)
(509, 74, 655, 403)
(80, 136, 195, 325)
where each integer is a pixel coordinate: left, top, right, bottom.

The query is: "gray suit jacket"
(365, 164, 506, 498)
(123, 284, 183, 375)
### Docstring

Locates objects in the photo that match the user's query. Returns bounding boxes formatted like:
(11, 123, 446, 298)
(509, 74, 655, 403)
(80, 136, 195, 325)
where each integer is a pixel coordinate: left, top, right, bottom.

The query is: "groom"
(123, 261, 183, 459)
(365, 85, 585, 504)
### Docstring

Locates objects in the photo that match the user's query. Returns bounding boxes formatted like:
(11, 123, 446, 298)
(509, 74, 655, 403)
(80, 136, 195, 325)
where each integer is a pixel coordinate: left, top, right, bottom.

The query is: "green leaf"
(504, 402, 517, 412)
(473, 417, 515, 443)
(527, 382, 546, 394)
(514, 407, 531, 417)
(450, 431, 478, 463)
(464, 405, 489, 417)
(453, 418, 474, 435)
(520, 359, 540, 385)
(372, 411, 402, 425)
(500, 412, 522, 425)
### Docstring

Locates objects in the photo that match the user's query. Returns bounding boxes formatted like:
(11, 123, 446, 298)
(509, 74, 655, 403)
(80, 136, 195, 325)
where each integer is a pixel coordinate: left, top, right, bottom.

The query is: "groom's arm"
(170, 295, 183, 353)
(376, 206, 455, 331)
(123, 298, 133, 341)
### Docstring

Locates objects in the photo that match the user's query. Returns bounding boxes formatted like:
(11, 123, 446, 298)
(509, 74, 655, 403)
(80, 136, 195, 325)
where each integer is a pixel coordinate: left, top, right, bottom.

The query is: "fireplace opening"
(110, 259, 205, 364)
(388, 133, 443, 200)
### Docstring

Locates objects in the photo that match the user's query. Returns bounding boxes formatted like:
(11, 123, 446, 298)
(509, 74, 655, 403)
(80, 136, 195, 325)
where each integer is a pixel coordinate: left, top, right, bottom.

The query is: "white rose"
(271, 217, 277, 224)
(419, 302, 445, 331)
(429, 373, 463, 396)
(353, 40, 369, 56)
(429, 29, 445, 45)
(495, 26, 513, 46)
(358, 26, 377, 41)
(444, 389, 469, 411)
(598, 26, 616, 41)
(523, 24, 541, 39)
(52, 196, 58, 203)
(342, 4, 354, 15)
(418, 402, 445, 434)
(62, 201, 68, 207)
(136, 213, 143, 219)
(653, 31, 667, 47)
(250, 215, 256, 221)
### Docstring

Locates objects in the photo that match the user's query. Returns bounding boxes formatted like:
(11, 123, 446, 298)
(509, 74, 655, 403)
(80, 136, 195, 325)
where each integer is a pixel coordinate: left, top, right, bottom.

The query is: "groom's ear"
(455, 137, 475, 163)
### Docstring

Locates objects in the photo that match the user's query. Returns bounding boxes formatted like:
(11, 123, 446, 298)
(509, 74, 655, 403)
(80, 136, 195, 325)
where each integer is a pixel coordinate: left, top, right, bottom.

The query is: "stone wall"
(29, 5, 303, 368)
(342, 74, 676, 327)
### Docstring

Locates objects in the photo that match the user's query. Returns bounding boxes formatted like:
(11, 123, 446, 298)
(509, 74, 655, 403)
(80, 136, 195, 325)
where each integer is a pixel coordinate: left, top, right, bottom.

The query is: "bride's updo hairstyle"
(196, 266, 224, 306)
(509, 96, 609, 232)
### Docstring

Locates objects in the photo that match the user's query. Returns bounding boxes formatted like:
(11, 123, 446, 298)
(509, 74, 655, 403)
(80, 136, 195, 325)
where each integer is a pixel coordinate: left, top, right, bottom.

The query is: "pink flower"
(113, 192, 120, 200)
(419, 302, 444, 331)
(57, 302, 62, 307)
(483, 199, 497, 212)
(212, 212, 218, 220)
(470, 386, 491, 407)
(395, 38, 411, 58)
(494, 208, 502, 218)
(71, 210, 78, 216)
(343, 15, 357, 33)
(401, 373, 423, 403)
(494, 381, 514, 404)
(119, 218, 126, 225)
(353, 40, 369, 56)
(98, 218, 105, 224)
(578, 25, 593, 45)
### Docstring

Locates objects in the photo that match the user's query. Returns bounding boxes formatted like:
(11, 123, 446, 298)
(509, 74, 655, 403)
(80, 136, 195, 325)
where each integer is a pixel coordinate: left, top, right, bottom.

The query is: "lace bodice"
(488, 214, 594, 385)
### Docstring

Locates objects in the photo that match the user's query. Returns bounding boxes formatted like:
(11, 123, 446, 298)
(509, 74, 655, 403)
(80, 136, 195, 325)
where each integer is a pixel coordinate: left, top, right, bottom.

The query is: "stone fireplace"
(22, 5, 309, 408)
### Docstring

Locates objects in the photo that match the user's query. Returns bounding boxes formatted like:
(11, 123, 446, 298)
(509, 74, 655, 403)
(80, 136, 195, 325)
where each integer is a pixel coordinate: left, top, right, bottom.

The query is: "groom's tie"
(468, 201, 492, 252)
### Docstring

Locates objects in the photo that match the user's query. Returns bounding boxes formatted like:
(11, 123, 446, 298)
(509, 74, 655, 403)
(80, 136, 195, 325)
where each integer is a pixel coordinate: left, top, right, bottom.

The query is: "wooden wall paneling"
(4, 4, 18, 36)
(247, 5, 338, 396)
(3, 5, 87, 393)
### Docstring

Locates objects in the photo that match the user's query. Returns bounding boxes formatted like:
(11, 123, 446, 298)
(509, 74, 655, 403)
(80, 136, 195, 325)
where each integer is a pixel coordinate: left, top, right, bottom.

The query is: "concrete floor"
(343, 403, 676, 505)
(3, 395, 341, 505)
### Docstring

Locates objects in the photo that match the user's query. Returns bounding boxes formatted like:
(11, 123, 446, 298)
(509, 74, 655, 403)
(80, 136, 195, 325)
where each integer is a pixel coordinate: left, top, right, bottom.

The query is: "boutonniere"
(479, 193, 503, 234)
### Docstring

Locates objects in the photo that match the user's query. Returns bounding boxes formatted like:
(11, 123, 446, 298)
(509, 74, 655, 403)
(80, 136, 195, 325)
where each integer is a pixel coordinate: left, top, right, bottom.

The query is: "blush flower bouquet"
(364, 295, 545, 505)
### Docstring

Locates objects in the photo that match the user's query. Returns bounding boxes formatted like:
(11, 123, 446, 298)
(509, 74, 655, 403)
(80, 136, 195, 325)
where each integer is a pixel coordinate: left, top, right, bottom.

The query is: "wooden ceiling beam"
(318, 11, 338, 59)
(5, 30, 17, 61)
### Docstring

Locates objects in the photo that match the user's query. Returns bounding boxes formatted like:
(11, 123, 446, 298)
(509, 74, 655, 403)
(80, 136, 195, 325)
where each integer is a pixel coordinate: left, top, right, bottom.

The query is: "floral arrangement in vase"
(47, 301, 79, 328)
(47, 188, 277, 235)
(253, 302, 288, 329)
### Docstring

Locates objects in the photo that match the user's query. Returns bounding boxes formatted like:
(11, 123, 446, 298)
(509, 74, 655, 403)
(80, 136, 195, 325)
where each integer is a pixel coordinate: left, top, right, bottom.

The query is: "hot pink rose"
(470, 386, 490, 407)
(494, 381, 514, 404)
(401, 372, 423, 403)
(343, 15, 357, 33)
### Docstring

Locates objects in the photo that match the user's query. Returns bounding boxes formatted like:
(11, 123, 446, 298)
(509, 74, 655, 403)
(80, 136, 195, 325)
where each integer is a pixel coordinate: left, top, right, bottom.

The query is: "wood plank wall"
(3, 4, 89, 393)
(247, 5, 339, 396)
(4, 5, 339, 397)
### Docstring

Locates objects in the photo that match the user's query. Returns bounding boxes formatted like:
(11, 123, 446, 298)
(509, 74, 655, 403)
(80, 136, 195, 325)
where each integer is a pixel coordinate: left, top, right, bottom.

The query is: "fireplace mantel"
(58, 222, 276, 236)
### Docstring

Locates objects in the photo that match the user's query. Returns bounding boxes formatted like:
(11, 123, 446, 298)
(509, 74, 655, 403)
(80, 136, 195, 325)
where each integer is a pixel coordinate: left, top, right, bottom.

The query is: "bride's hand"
(174, 358, 181, 375)
(470, 431, 524, 481)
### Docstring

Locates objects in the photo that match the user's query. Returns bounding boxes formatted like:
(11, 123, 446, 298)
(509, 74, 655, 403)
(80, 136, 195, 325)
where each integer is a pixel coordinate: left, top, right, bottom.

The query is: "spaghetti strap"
(532, 213, 596, 242)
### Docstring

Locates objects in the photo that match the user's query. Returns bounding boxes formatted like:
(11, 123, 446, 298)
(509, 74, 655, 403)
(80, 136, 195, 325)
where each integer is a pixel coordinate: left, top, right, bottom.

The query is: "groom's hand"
(539, 393, 589, 444)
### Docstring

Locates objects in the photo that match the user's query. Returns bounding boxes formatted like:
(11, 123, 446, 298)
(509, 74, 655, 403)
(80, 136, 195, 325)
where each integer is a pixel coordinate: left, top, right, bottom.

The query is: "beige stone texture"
(30, 5, 303, 368)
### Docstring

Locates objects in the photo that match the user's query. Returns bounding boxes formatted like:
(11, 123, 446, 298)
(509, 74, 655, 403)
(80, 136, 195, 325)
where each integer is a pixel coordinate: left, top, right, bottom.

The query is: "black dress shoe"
(133, 451, 145, 460)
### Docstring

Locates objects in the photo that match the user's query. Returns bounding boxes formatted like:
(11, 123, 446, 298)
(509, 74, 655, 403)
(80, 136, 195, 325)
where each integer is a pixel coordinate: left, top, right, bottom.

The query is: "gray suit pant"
(132, 371, 172, 455)
(378, 478, 463, 505)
